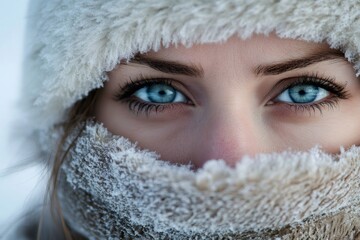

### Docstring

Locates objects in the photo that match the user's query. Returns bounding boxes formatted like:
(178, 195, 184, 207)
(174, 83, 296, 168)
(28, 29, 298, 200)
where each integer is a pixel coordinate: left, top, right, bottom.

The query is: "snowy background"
(0, 0, 46, 236)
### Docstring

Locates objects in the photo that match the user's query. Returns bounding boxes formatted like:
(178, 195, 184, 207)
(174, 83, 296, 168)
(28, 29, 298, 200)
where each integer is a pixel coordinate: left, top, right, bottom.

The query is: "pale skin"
(94, 34, 360, 169)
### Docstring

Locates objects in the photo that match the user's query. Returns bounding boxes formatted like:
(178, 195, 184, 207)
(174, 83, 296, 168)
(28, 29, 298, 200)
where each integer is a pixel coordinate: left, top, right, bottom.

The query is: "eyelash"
(114, 74, 350, 116)
(270, 74, 349, 114)
(114, 75, 193, 116)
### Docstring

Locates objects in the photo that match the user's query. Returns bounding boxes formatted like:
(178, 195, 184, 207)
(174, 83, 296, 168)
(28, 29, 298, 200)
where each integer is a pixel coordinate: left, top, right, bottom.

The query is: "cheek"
(269, 101, 360, 153)
(113, 118, 194, 165)
(95, 94, 194, 164)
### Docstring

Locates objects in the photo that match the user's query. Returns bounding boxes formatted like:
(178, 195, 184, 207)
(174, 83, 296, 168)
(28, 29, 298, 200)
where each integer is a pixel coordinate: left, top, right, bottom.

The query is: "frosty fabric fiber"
(58, 121, 360, 239)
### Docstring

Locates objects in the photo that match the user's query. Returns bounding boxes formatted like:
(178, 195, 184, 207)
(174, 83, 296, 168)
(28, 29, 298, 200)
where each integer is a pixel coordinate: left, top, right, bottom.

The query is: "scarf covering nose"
(57, 121, 360, 239)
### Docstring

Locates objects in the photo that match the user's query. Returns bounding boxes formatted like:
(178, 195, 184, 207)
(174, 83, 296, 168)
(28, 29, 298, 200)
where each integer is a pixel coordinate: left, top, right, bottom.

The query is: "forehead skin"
(140, 34, 342, 70)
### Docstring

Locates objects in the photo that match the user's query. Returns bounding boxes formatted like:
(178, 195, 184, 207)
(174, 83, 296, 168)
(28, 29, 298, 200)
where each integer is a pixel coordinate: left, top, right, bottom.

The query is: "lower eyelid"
(268, 96, 341, 116)
(124, 99, 194, 119)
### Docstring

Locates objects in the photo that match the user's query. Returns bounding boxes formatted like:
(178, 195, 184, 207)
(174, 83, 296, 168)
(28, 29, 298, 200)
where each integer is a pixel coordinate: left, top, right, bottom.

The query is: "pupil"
(298, 89, 306, 95)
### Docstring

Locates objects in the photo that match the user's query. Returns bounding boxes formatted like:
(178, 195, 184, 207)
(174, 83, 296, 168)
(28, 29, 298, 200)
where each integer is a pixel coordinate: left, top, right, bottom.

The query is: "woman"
(12, 0, 360, 239)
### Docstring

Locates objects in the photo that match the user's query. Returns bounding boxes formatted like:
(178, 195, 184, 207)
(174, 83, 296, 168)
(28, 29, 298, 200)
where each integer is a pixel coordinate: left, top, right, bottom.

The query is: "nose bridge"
(195, 103, 264, 166)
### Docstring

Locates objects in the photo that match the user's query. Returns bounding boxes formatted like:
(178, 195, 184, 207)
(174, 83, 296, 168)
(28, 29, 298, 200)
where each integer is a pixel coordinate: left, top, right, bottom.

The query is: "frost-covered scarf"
(57, 121, 360, 239)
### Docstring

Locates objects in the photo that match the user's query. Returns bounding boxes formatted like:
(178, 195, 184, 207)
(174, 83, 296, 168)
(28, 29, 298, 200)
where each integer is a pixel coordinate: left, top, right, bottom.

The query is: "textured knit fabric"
(57, 121, 360, 239)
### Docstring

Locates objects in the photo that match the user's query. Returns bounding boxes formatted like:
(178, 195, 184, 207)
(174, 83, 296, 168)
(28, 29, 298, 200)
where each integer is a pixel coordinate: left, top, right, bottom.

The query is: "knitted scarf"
(57, 121, 360, 239)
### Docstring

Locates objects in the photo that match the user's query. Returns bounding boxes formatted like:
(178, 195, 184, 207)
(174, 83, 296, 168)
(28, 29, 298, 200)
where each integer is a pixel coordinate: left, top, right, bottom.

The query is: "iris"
(131, 81, 188, 106)
(146, 84, 177, 103)
(276, 83, 329, 105)
(288, 85, 319, 103)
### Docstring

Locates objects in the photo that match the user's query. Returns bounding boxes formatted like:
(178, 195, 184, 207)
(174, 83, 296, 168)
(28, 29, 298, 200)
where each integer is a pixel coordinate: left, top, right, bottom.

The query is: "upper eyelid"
(115, 77, 190, 101)
(280, 76, 346, 93)
(263, 74, 349, 104)
(115, 78, 165, 100)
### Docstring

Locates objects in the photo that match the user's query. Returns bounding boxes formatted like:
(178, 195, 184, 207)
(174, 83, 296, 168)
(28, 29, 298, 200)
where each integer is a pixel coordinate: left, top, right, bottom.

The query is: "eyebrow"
(125, 49, 345, 78)
(127, 54, 204, 77)
(254, 49, 345, 76)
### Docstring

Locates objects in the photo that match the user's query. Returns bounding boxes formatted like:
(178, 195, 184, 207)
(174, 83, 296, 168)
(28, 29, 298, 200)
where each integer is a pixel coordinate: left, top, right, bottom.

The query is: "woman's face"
(94, 34, 360, 169)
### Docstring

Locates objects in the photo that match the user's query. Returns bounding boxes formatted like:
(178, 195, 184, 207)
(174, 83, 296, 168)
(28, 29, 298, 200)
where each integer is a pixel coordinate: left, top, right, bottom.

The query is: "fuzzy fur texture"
(22, 0, 360, 145)
(58, 122, 360, 239)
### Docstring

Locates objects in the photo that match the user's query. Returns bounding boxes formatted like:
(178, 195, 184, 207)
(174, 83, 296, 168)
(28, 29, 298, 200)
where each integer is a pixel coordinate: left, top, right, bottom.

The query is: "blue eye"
(276, 84, 329, 104)
(133, 83, 187, 103)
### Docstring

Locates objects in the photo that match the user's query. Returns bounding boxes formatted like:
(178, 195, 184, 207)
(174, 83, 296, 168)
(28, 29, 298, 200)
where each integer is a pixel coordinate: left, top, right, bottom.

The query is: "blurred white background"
(0, 0, 45, 237)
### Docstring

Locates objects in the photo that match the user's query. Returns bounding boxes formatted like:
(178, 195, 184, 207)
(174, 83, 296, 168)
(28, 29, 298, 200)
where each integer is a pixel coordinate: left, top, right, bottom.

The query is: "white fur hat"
(22, 0, 360, 150)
